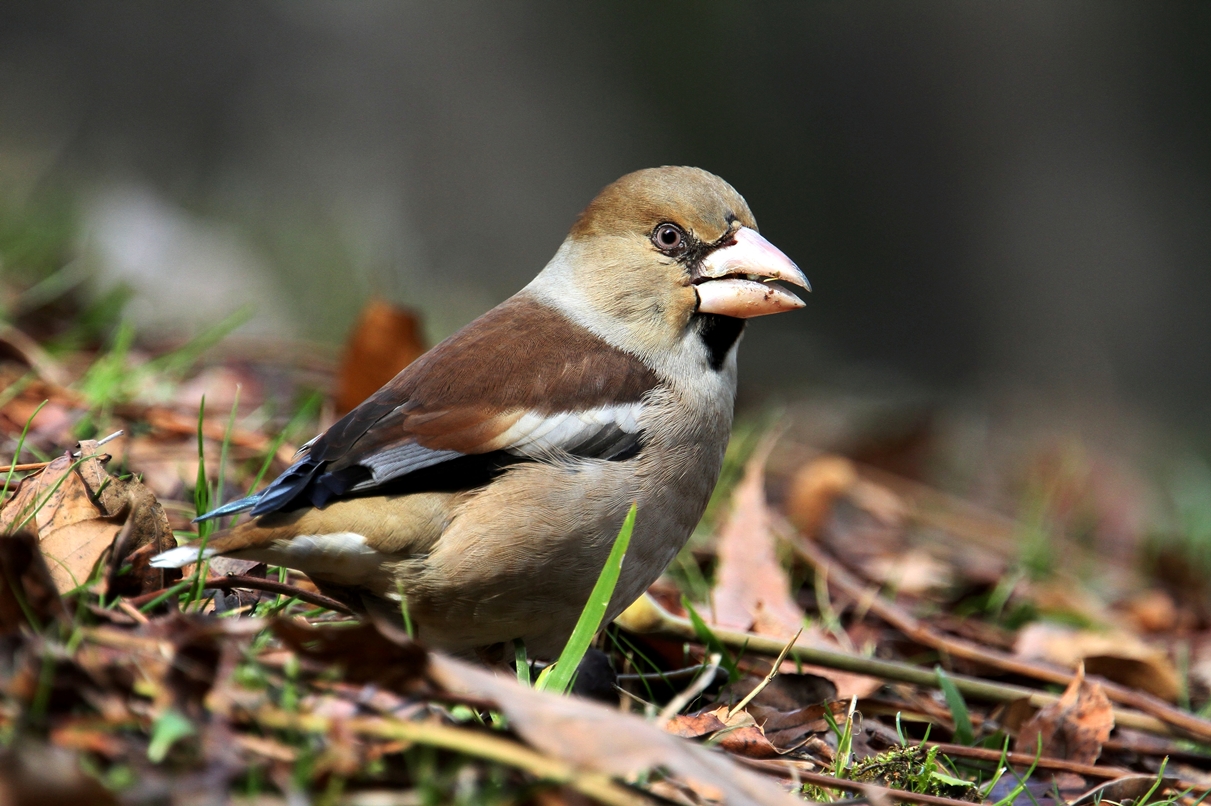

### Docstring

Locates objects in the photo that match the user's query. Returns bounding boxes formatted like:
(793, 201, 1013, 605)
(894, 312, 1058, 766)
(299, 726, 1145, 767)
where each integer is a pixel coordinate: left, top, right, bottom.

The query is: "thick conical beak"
(694, 227, 810, 318)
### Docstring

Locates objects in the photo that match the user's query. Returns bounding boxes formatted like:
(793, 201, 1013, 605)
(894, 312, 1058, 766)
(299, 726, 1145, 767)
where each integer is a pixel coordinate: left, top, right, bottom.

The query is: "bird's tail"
(192, 493, 262, 523)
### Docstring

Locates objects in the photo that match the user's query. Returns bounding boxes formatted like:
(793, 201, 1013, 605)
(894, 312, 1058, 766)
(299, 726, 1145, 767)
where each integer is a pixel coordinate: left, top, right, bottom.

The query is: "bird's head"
(528, 167, 809, 368)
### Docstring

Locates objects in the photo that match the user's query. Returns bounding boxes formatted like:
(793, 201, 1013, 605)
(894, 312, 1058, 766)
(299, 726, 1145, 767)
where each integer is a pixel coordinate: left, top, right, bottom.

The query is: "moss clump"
(849, 746, 979, 802)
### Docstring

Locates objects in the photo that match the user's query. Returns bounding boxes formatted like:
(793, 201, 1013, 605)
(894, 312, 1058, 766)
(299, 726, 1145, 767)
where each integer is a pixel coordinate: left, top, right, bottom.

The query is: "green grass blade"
(681, 597, 741, 683)
(214, 387, 241, 521)
(536, 503, 636, 695)
(936, 665, 975, 745)
(188, 396, 212, 608)
(2, 399, 46, 502)
(514, 640, 530, 688)
(194, 395, 210, 528)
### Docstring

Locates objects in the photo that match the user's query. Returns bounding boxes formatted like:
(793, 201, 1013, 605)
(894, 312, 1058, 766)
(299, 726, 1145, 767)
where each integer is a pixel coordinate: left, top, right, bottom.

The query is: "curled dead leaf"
(1016, 665, 1113, 766)
(0, 531, 66, 633)
(664, 710, 728, 740)
(0, 440, 177, 596)
(785, 454, 859, 537)
(1015, 622, 1181, 702)
(335, 298, 426, 414)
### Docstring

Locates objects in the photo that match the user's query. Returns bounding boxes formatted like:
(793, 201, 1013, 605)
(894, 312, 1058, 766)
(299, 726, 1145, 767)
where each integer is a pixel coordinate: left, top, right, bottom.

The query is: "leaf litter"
(1, 286, 1211, 804)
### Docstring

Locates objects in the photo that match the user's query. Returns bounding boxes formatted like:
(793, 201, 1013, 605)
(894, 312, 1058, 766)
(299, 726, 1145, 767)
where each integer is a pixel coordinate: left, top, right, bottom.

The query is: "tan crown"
(570, 166, 757, 243)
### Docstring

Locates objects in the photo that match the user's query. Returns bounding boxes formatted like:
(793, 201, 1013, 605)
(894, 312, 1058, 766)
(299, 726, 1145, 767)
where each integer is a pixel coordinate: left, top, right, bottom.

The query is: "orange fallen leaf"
(785, 454, 858, 537)
(711, 444, 882, 700)
(712, 439, 803, 636)
(335, 298, 426, 414)
(664, 710, 727, 739)
(0, 440, 177, 596)
(1015, 665, 1113, 765)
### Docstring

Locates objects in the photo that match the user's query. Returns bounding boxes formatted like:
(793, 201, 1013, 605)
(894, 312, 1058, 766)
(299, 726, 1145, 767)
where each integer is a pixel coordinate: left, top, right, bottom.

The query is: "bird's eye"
(652, 223, 685, 254)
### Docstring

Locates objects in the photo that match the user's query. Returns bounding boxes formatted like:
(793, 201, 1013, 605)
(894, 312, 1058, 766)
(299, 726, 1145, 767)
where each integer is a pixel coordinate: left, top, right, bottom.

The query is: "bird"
(152, 166, 809, 659)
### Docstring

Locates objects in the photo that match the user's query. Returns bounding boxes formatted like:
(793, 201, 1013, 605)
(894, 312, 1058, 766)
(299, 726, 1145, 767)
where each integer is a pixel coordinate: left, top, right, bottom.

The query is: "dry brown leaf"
(665, 711, 728, 739)
(1119, 589, 1178, 633)
(785, 454, 858, 537)
(864, 548, 951, 595)
(712, 440, 802, 636)
(1016, 665, 1113, 765)
(0, 441, 177, 596)
(698, 707, 783, 759)
(274, 620, 429, 693)
(1014, 622, 1181, 702)
(0, 531, 67, 634)
(711, 446, 883, 699)
(714, 724, 780, 759)
(1, 452, 118, 593)
(1069, 774, 1179, 806)
(335, 298, 425, 414)
(748, 701, 845, 752)
(427, 653, 800, 805)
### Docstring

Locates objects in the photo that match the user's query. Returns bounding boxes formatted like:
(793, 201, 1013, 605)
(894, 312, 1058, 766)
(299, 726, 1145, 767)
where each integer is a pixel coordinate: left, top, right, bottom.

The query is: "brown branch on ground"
(0, 461, 51, 474)
(779, 517, 1211, 744)
(926, 742, 1203, 792)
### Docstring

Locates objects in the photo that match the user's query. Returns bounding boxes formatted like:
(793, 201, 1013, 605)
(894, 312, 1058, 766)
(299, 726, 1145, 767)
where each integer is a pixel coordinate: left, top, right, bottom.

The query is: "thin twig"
(657, 653, 722, 727)
(116, 599, 150, 625)
(778, 516, 1211, 744)
(728, 627, 802, 721)
(1102, 737, 1211, 766)
(0, 462, 50, 474)
(925, 742, 1205, 792)
(125, 574, 354, 615)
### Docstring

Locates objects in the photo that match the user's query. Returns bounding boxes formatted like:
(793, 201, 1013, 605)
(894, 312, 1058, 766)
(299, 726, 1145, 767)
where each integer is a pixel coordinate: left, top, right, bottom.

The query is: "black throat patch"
(695, 313, 745, 371)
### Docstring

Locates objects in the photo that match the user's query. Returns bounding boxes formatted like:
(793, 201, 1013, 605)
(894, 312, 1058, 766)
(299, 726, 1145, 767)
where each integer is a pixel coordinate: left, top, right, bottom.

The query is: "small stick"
(657, 653, 722, 727)
(126, 574, 354, 616)
(926, 742, 1205, 792)
(727, 627, 802, 721)
(0, 462, 49, 474)
(116, 599, 151, 625)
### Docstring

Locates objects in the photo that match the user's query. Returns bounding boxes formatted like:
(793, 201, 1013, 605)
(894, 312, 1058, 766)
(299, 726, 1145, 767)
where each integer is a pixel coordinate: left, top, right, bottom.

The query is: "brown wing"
(245, 294, 660, 515)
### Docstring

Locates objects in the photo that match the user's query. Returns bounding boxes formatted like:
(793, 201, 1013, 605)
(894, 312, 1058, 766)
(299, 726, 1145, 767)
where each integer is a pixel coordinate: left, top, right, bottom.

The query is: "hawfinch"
(153, 167, 809, 658)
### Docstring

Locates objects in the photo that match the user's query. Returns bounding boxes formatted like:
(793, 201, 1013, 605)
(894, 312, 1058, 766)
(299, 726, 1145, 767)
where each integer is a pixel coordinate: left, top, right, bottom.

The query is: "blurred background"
(2, 2, 1210, 484)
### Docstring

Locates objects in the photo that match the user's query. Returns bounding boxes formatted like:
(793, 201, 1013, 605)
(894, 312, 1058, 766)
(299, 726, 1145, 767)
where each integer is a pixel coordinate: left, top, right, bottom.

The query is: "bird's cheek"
(666, 285, 699, 331)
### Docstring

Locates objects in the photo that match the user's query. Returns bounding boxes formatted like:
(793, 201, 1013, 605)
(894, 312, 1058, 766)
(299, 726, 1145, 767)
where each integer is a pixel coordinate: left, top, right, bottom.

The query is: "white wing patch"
(496, 403, 643, 456)
(238, 532, 390, 587)
(152, 532, 391, 587)
(150, 544, 217, 569)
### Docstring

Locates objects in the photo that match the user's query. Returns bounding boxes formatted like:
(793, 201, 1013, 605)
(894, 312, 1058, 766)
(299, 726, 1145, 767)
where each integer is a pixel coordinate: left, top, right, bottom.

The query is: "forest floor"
(3, 272, 1211, 806)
